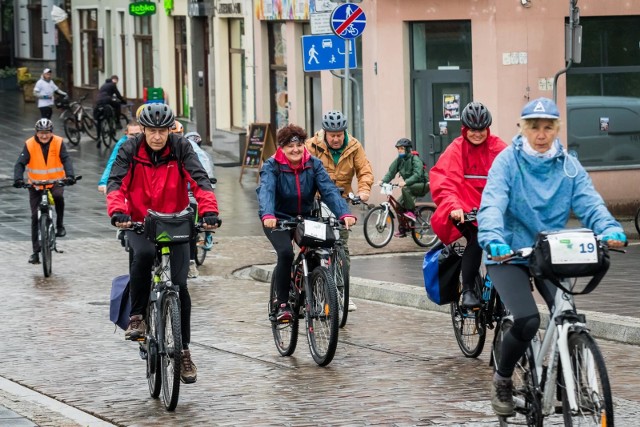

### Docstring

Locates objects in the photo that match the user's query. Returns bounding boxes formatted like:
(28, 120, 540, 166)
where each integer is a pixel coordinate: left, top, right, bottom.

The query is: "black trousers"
(39, 106, 53, 119)
(456, 223, 483, 292)
(263, 226, 295, 304)
(126, 231, 192, 349)
(29, 186, 64, 253)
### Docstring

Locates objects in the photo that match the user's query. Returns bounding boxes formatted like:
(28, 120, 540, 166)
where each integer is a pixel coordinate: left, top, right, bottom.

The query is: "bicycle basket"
(528, 228, 610, 294)
(294, 219, 336, 248)
(144, 208, 195, 245)
(55, 97, 69, 109)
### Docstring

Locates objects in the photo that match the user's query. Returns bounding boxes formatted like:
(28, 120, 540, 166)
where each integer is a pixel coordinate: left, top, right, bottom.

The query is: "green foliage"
(0, 66, 16, 79)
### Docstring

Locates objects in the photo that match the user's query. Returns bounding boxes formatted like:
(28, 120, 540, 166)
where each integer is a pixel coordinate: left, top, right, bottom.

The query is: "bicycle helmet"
(184, 131, 203, 146)
(460, 102, 492, 130)
(171, 120, 184, 134)
(395, 138, 413, 149)
(135, 104, 146, 121)
(138, 103, 175, 128)
(322, 110, 348, 132)
(35, 118, 54, 132)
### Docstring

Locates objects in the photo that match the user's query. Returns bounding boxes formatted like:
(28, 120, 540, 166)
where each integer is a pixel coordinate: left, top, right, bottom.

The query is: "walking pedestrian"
(33, 68, 67, 119)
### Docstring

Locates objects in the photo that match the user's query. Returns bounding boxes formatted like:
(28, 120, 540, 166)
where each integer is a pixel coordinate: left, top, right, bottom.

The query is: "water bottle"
(482, 274, 492, 302)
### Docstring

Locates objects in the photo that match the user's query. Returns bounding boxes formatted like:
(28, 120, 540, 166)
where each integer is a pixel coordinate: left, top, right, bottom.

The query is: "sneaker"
(180, 350, 197, 384)
(491, 377, 515, 416)
(188, 260, 199, 278)
(461, 290, 481, 309)
(394, 230, 407, 238)
(124, 315, 146, 340)
(28, 253, 40, 264)
(55, 226, 66, 237)
(276, 303, 293, 323)
(403, 211, 417, 221)
(348, 299, 357, 312)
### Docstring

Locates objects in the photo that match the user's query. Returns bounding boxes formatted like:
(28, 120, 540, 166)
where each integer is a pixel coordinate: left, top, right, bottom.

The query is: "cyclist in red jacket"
(107, 103, 220, 384)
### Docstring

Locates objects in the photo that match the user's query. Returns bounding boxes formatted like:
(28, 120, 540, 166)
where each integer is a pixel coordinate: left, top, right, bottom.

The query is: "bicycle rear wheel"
(146, 303, 161, 398)
(331, 246, 349, 328)
(363, 205, 394, 248)
(161, 294, 182, 411)
(561, 332, 613, 426)
(82, 115, 99, 141)
(270, 270, 299, 356)
(306, 266, 339, 366)
(40, 215, 53, 277)
(63, 117, 81, 146)
(450, 275, 486, 358)
(411, 206, 439, 247)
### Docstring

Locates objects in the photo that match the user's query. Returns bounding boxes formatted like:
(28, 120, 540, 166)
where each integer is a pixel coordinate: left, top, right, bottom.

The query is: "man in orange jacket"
(13, 119, 76, 264)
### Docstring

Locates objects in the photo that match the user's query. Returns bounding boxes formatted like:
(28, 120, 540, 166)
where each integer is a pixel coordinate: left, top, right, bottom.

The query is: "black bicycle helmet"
(35, 118, 54, 132)
(395, 138, 413, 149)
(322, 110, 348, 132)
(184, 131, 202, 146)
(138, 103, 175, 128)
(460, 102, 492, 130)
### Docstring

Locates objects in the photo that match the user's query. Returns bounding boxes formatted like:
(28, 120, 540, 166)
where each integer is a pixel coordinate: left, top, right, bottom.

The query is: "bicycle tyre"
(146, 303, 161, 399)
(270, 270, 299, 356)
(63, 117, 81, 146)
(450, 274, 485, 358)
(195, 233, 207, 266)
(82, 115, 99, 141)
(98, 119, 111, 148)
(332, 246, 349, 328)
(40, 215, 52, 277)
(112, 113, 129, 143)
(561, 332, 613, 426)
(411, 206, 439, 247)
(306, 266, 339, 366)
(635, 206, 640, 237)
(363, 205, 394, 248)
(161, 293, 182, 411)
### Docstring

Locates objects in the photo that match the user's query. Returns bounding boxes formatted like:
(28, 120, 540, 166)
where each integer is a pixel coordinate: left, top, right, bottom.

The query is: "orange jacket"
(25, 136, 66, 183)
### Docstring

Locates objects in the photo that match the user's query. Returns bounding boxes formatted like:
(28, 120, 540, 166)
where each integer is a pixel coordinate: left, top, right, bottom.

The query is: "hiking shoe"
(348, 299, 357, 312)
(461, 290, 481, 309)
(403, 211, 417, 221)
(188, 260, 199, 278)
(276, 303, 293, 323)
(491, 377, 515, 416)
(28, 253, 40, 264)
(180, 350, 197, 384)
(124, 315, 146, 340)
(55, 226, 66, 237)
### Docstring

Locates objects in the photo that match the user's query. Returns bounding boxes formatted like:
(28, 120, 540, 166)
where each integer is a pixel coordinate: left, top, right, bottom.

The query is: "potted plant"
(0, 67, 18, 91)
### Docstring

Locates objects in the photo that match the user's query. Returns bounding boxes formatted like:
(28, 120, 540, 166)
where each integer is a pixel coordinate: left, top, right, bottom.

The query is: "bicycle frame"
(147, 246, 181, 355)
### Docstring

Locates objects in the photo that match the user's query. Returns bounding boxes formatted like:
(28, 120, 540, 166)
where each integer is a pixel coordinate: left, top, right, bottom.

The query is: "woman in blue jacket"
(477, 97, 627, 417)
(257, 124, 356, 322)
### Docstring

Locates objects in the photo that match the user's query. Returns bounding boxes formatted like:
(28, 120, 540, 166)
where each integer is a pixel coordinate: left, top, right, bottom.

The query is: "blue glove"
(601, 232, 627, 244)
(488, 243, 513, 258)
(42, 95, 51, 100)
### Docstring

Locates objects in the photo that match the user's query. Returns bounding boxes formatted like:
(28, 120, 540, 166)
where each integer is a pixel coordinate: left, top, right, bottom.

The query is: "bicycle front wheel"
(161, 294, 182, 411)
(332, 246, 350, 328)
(195, 233, 207, 266)
(40, 215, 53, 277)
(411, 206, 439, 247)
(450, 275, 486, 358)
(561, 332, 613, 427)
(82, 116, 99, 141)
(269, 269, 299, 356)
(363, 205, 394, 248)
(100, 119, 113, 148)
(306, 266, 339, 366)
(146, 303, 161, 398)
(63, 117, 81, 146)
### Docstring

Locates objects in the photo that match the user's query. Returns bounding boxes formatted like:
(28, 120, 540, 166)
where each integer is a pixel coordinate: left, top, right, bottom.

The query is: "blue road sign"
(302, 34, 357, 72)
(330, 3, 366, 40)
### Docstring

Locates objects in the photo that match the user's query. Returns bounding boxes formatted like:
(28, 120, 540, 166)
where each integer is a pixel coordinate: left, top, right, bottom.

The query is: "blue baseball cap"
(520, 97, 560, 120)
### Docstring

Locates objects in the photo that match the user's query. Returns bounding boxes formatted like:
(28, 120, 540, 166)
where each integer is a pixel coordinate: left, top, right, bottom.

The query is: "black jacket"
(96, 79, 125, 105)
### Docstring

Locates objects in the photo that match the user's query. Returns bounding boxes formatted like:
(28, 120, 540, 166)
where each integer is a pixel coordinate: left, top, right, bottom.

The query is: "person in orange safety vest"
(13, 118, 76, 265)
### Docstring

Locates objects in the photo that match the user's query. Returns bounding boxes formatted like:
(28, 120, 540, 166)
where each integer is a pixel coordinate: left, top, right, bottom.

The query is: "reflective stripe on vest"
(25, 136, 65, 183)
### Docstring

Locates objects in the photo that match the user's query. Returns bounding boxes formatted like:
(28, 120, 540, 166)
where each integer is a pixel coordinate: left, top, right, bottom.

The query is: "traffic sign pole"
(344, 39, 350, 122)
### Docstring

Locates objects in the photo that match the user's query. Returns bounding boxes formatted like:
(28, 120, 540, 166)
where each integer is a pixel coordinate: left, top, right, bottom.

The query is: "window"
(134, 16, 153, 96)
(412, 21, 472, 71)
(79, 9, 99, 87)
(27, 0, 43, 58)
(174, 16, 188, 117)
(229, 18, 246, 129)
(268, 22, 287, 130)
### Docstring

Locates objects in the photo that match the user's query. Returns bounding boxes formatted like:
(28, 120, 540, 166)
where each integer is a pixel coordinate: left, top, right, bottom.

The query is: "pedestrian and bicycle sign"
(302, 34, 357, 72)
(330, 2, 366, 39)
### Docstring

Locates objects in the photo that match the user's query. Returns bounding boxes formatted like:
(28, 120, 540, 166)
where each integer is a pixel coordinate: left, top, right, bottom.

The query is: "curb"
(246, 264, 640, 346)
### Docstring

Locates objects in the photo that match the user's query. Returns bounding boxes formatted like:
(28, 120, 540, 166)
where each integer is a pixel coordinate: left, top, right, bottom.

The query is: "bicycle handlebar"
(21, 175, 82, 190)
(274, 216, 346, 232)
(121, 220, 211, 235)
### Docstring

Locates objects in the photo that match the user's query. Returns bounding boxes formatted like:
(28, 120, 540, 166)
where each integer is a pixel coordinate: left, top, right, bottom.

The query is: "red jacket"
(429, 128, 507, 244)
(106, 134, 218, 221)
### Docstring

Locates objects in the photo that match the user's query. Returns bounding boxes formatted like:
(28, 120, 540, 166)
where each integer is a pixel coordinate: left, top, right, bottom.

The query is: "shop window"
(79, 9, 99, 87)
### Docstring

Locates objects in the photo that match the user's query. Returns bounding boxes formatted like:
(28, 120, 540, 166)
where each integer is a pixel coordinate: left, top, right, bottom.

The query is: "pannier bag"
(294, 219, 336, 248)
(528, 228, 610, 295)
(423, 242, 462, 305)
(144, 208, 195, 245)
(110, 274, 131, 330)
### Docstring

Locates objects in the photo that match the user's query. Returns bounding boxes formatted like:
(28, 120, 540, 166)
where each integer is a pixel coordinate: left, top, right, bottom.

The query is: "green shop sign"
(129, 1, 157, 16)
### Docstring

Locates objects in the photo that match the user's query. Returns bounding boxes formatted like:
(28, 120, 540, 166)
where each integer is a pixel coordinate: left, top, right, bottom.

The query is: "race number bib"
(547, 232, 598, 264)
(303, 220, 326, 241)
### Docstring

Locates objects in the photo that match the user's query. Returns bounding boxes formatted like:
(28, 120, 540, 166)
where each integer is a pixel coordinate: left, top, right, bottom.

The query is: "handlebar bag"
(529, 229, 610, 294)
(423, 242, 462, 305)
(294, 219, 336, 248)
(144, 209, 195, 245)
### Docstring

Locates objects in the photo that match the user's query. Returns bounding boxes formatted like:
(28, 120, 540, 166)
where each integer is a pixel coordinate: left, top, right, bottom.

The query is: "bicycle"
(188, 187, 217, 267)
(491, 231, 619, 426)
(449, 209, 505, 358)
(95, 103, 129, 148)
(634, 205, 640, 237)
(363, 182, 438, 248)
(268, 216, 340, 366)
(57, 95, 98, 145)
(125, 208, 205, 411)
(20, 176, 82, 277)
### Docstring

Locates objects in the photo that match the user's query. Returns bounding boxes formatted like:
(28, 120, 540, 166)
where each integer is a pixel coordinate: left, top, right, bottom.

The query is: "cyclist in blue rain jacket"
(477, 97, 626, 417)
(257, 124, 356, 322)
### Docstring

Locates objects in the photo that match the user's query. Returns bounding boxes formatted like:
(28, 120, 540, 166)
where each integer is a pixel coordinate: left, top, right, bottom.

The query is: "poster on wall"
(443, 94, 461, 121)
(255, 0, 313, 20)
